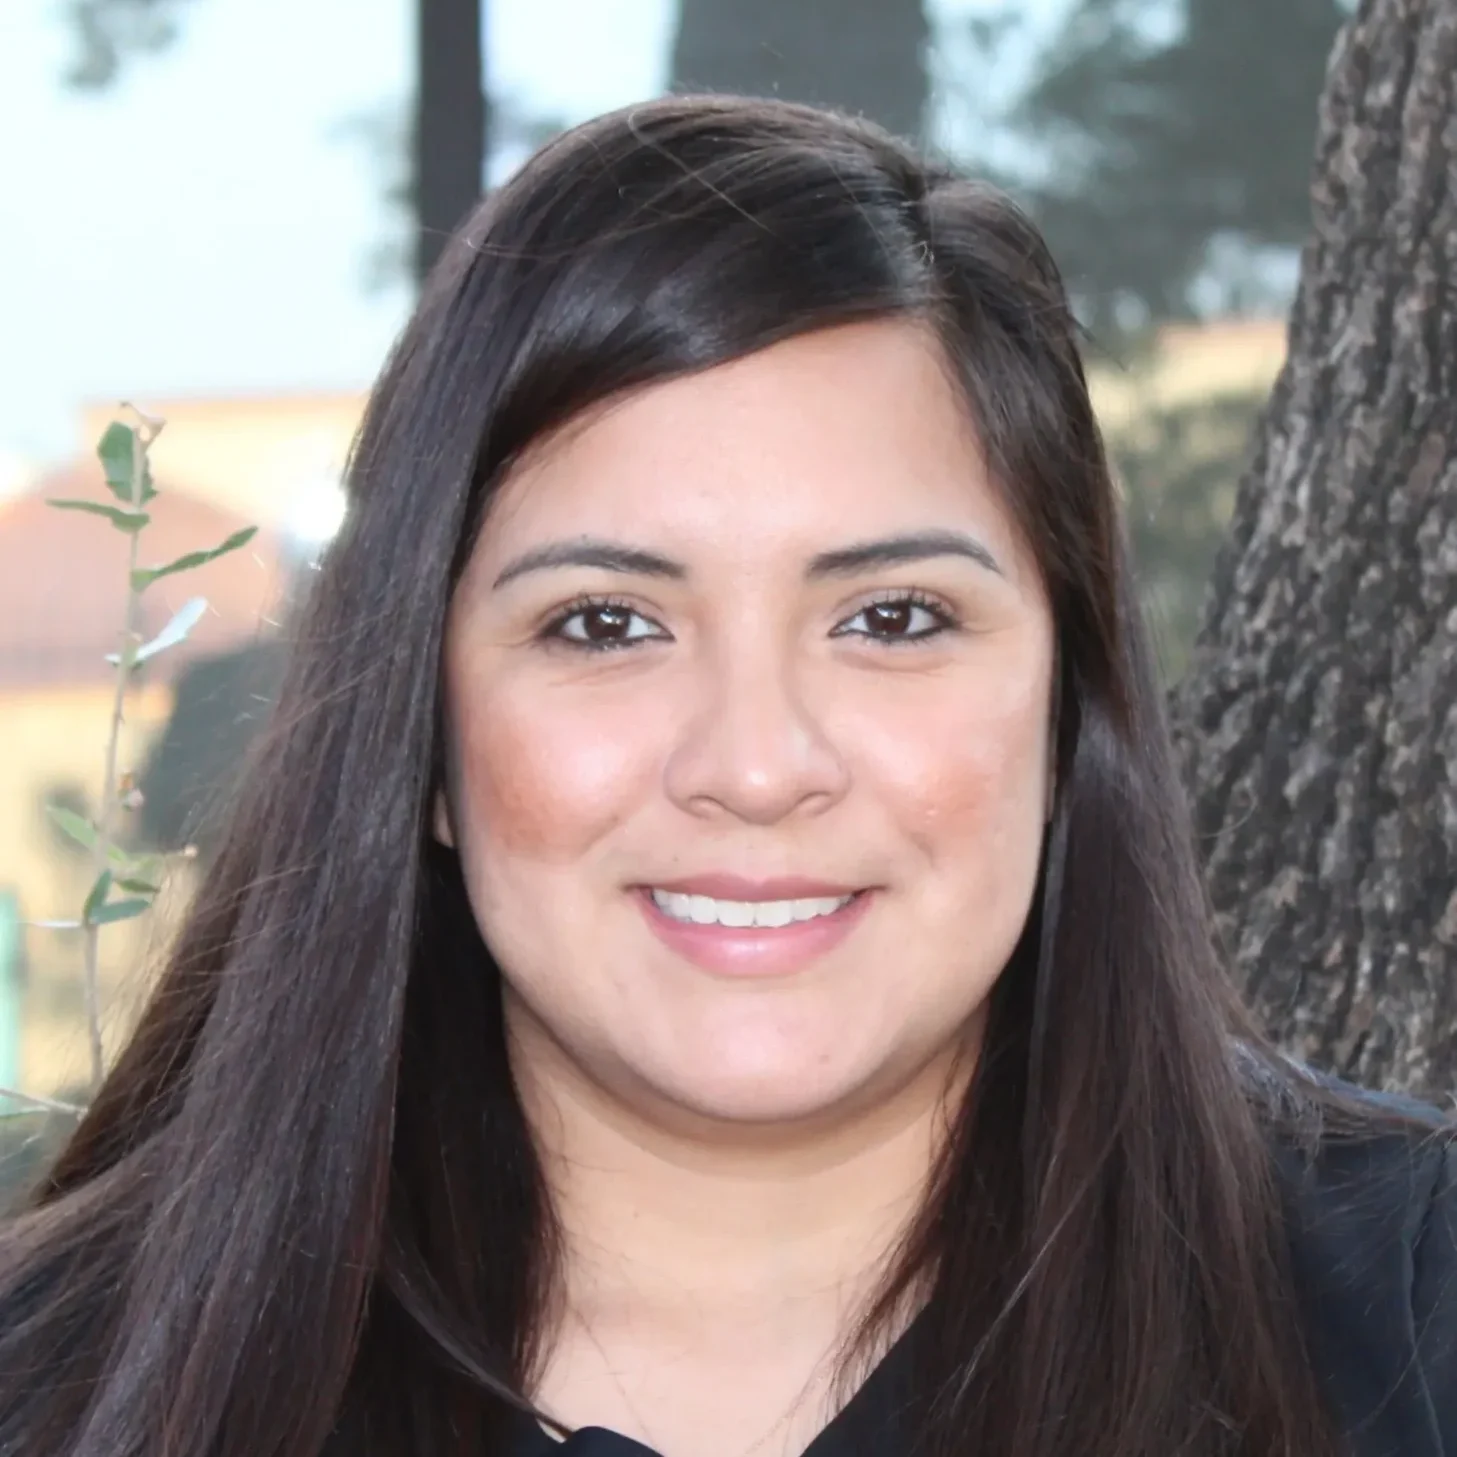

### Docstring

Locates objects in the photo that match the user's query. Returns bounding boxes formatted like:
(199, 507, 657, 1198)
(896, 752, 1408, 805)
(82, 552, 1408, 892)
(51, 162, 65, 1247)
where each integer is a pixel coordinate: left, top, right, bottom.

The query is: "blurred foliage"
(63, 0, 197, 89)
(64, 0, 1344, 334)
(1108, 388, 1267, 680)
(671, 0, 929, 142)
(1009, 0, 1349, 334)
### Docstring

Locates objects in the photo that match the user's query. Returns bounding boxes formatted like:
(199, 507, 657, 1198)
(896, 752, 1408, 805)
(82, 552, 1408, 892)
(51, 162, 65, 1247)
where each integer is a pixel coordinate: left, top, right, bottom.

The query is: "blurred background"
(0, 0, 1347, 1168)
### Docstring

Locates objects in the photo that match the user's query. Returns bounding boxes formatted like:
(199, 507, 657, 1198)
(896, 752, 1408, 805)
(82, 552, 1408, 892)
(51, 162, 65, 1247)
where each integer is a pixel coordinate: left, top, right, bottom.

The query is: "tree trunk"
(670, 0, 929, 142)
(413, 0, 487, 284)
(1172, 0, 1457, 1097)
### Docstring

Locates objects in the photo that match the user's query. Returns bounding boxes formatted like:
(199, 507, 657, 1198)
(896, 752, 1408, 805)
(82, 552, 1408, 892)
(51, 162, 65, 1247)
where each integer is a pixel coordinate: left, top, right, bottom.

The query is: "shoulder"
(1268, 1071, 1456, 1456)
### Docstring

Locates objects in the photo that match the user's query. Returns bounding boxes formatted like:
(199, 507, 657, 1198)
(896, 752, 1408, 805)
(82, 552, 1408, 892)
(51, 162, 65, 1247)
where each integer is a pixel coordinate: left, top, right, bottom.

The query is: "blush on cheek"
(450, 695, 649, 863)
(909, 753, 1034, 851)
(876, 691, 1051, 847)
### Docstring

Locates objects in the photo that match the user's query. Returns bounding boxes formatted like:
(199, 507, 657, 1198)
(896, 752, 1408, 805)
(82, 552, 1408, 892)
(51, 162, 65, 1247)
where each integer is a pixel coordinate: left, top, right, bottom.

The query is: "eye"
(541, 596, 669, 652)
(833, 592, 958, 646)
(539, 590, 959, 654)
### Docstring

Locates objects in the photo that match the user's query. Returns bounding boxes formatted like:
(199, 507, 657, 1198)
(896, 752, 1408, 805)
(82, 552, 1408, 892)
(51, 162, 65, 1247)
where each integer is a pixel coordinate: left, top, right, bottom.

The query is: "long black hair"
(0, 94, 1365, 1457)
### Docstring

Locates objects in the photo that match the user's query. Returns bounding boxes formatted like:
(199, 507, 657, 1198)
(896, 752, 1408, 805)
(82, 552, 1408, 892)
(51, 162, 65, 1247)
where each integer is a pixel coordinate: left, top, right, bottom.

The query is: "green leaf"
(114, 878, 160, 896)
(48, 498, 150, 533)
(108, 849, 165, 884)
(97, 422, 157, 504)
(47, 805, 98, 851)
(89, 898, 151, 925)
(131, 527, 258, 590)
(105, 597, 207, 667)
(82, 870, 113, 924)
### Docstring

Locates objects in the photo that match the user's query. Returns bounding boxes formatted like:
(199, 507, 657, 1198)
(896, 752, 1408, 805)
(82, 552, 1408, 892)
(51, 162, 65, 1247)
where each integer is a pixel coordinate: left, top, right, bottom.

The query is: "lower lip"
(634, 888, 874, 977)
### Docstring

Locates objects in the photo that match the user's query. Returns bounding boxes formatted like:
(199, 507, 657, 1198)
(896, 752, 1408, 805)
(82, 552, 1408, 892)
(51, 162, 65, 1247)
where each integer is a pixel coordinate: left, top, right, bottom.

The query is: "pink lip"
(635, 884, 874, 977)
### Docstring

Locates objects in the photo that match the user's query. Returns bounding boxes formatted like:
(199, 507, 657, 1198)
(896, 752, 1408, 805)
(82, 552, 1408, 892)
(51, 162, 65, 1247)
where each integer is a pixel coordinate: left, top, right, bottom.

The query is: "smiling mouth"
(633, 885, 873, 976)
(646, 887, 861, 928)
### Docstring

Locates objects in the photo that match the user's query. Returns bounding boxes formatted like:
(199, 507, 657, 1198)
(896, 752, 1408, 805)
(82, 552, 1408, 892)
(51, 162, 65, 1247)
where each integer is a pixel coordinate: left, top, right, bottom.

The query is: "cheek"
(856, 664, 1052, 852)
(448, 681, 654, 865)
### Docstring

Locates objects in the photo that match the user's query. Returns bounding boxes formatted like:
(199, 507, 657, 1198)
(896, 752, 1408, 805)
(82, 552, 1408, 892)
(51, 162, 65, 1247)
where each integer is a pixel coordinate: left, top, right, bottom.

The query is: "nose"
(661, 643, 851, 825)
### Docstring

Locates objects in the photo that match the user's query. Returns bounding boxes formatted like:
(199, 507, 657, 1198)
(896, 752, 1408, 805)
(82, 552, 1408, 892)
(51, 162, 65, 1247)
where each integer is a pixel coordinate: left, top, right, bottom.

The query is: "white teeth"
(650, 889, 855, 927)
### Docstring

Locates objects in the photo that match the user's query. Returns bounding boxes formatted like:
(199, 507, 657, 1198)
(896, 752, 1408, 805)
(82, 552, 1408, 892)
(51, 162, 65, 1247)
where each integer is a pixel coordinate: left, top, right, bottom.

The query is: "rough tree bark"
(1172, 0, 1457, 1097)
(671, 0, 929, 142)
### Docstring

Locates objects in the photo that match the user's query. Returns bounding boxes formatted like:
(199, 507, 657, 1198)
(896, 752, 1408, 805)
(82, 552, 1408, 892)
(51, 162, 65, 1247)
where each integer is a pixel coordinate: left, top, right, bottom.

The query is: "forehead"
(477, 320, 1034, 583)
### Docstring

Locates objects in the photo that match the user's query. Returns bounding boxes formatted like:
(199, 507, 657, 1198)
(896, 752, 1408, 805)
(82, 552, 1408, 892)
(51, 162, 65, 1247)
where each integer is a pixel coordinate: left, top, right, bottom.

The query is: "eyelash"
(537, 590, 962, 654)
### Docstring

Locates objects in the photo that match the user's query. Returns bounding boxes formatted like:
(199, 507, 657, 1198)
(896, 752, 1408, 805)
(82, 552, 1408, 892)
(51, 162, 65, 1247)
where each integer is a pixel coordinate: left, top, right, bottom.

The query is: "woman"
(0, 95, 1452, 1457)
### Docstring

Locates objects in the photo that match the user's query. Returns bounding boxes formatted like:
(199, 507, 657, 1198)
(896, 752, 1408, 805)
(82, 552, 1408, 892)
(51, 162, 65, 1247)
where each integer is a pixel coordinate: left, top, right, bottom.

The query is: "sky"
(0, 0, 1058, 480)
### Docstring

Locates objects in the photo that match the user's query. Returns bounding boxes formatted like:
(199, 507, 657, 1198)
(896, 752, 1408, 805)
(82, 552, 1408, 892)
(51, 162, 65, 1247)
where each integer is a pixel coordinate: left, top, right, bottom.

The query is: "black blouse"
(506, 1109, 1457, 1457)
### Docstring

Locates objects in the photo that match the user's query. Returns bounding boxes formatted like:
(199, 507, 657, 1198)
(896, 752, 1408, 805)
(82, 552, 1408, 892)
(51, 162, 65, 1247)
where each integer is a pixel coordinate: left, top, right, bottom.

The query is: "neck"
(509, 1017, 972, 1325)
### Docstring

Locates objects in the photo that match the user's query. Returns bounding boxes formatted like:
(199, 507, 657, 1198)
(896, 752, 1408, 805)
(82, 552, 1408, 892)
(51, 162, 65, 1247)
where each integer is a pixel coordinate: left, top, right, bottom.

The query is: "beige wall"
(1089, 319, 1288, 429)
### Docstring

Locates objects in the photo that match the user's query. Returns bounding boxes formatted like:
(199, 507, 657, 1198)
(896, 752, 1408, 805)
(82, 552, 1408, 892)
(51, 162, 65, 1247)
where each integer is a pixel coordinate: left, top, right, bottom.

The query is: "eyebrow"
(490, 529, 1005, 590)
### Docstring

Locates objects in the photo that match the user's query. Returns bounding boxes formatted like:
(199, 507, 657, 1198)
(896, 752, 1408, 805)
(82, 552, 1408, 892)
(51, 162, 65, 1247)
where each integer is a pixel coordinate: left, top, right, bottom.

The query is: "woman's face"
(439, 320, 1057, 1130)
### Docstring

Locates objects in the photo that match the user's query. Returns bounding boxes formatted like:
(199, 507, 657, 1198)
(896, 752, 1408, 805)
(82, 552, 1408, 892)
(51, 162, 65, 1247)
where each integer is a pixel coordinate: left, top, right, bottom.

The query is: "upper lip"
(643, 874, 865, 901)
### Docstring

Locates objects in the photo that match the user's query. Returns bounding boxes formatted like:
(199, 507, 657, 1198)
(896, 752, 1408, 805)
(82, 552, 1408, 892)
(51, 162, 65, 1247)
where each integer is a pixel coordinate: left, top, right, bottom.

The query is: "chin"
(646, 1055, 875, 1129)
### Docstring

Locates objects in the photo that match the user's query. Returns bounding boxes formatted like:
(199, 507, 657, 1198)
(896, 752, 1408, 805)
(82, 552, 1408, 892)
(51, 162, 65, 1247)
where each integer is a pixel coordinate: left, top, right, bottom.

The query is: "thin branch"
(0, 1087, 86, 1117)
(82, 411, 154, 1093)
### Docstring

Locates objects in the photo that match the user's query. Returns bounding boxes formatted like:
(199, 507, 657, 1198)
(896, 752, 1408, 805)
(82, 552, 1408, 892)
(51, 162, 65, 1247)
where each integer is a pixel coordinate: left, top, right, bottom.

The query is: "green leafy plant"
(0, 406, 257, 1119)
